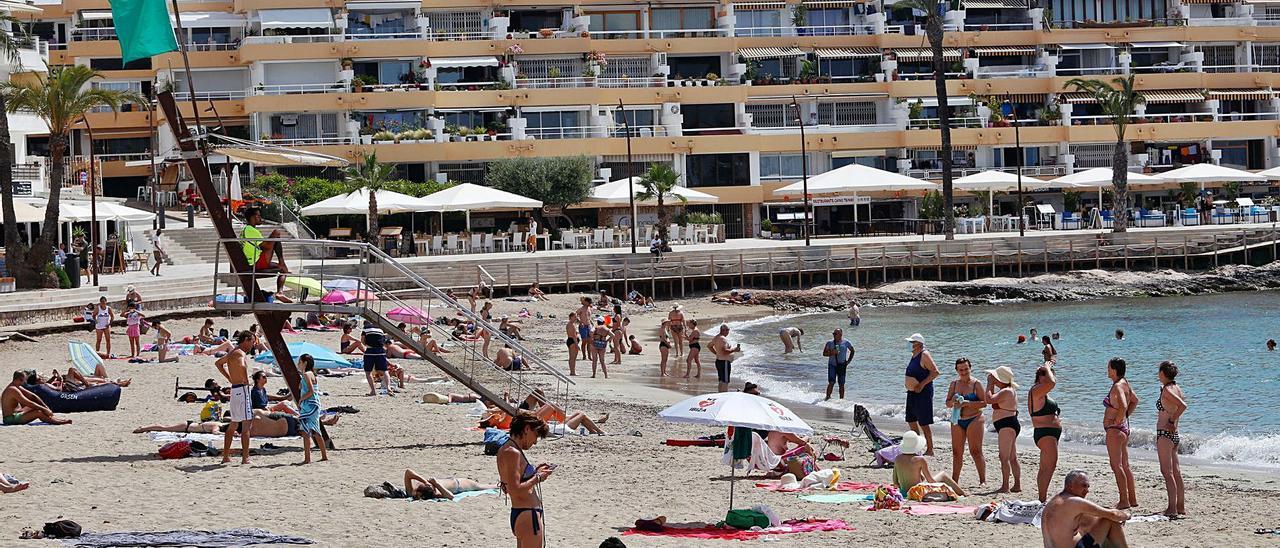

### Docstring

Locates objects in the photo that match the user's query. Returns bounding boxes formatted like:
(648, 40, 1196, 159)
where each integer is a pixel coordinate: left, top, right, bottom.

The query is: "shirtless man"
(708, 324, 741, 392)
(1041, 470, 1129, 548)
(891, 431, 965, 497)
(564, 314, 580, 376)
(214, 331, 255, 465)
(778, 326, 804, 354)
(198, 319, 223, 345)
(495, 345, 524, 371)
(576, 298, 593, 361)
(2, 371, 71, 426)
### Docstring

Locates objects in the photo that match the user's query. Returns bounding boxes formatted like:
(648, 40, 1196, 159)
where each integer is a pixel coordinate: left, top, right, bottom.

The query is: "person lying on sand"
(47, 369, 131, 390)
(517, 390, 608, 435)
(132, 409, 339, 435)
(1041, 470, 1129, 548)
(1, 473, 29, 493)
(417, 330, 449, 354)
(404, 469, 497, 500)
(528, 282, 549, 302)
(3, 372, 72, 426)
(421, 392, 480, 405)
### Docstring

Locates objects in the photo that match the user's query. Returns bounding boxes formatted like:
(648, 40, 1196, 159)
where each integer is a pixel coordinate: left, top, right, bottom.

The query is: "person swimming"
(1114, 329, 1125, 340)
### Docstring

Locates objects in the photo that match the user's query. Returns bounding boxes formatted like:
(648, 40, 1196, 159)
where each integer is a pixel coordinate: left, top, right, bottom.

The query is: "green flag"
(110, 0, 178, 64)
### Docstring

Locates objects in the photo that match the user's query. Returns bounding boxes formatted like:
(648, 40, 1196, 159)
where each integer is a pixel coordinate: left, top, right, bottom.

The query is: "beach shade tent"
(283, 276, 322, 299)
(1257, 165, 1280, 179)
(414, 183, 543, 231)
(1155, 163, 1267, 187)
(659, 392, 813, 510)
(1045, 167, 1165, 189)
(772, 163, 937, 226)
(952, 170, 1052, 222)
(387, 306, 432, 325)
(0, 202, 46, 223)
(300, 188, 426, 216)
(68, 341, 104, 376)
(588, 177, 720, 205)
(255, 341, 352, 370)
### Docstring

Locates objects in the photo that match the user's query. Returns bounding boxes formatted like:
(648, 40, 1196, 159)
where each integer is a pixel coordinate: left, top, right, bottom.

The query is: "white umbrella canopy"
(773, 163, 937, 196)
(1258, 165, 1280, 180)
(590, 177, 719, 205)
(55, 202, 152, 222)
(1046, 167, 1164, 189)
(415, 183, 542, 211)
(1155, 163, 1266, 183)
(952, 170, 1052, 192)
(658, 392, 813, 436)
(219, 146, 349, 167)
(0, 202, 47, 224)
(300, 188, 426, 216)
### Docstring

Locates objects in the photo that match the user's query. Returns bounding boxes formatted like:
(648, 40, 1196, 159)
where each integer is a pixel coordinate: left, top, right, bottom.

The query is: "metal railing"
(908, 116, 983, 129)
(242, 34, 340, 45)
(425, 30, 489, 40)
(962, 22, 1034, 31)
(974, 65, 1049, 78)
(1186, 16, 1253, 26)
(258, 136, 354, 146)
(1055, 66, 1123, 76)
(70, 27, 117, 41)
(184, 41, 239, 52)
(649, 28, 729, 38)
(343, 30, 424, 40)
(732, 24, 875, 36)
(906, 165, 1067, 180)
(174, 90, 248, 101)
(92, 152, 152, 162)
(253, 82, 347, 95)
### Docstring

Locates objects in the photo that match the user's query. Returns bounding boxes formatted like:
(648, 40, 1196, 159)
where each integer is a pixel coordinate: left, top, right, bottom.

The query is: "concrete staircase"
(161, 224, 302, 266)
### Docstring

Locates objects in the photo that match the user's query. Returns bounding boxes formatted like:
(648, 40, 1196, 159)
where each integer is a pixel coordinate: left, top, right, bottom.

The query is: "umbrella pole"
(729, 462, 736, 511)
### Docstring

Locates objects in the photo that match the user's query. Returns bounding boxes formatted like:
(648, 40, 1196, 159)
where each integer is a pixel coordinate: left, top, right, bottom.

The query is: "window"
(610, 109, 658, 137)
(587, 11, 640, 38)
(89, 58, 152, 71)
(92, 137, 150, 156)
(651, 7, 714, 30)
(686, 153, 750, 187)
(817, 102, 877, 125)
(436, 162, 487, 184)
(190, 27, 232, 45)
(735, 10, 782, 35)
(682, 103, 735, 131)
(746, 103, 799, 128)
(832, 155, 894, 170)
(510, 10, 563, 32)
(435, 66, 496, 85)
(360, 110, 429, 132)
(1050, 0, 1162, 24)
(760, 153, 807, 180)
(353, 61, 413, 85)
(524, 110, 583, 139)
(268, 113, 339, 141)
(1200, 45, 1235, 72)
(438, 110, 502, 130)
(668, 56, 721, 78)
(1253, 43, 1280, 67)
(806, 8, 850, 31)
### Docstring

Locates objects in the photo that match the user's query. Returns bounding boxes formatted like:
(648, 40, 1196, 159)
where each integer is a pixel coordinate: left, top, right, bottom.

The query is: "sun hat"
(985, 366, 1019, 389)
(905, 333, 926, 345)
(777, 473, 801, 490)
(672, 304, 683, 311)
(126, 285, 136, 292)
(899, 431, 926, 455)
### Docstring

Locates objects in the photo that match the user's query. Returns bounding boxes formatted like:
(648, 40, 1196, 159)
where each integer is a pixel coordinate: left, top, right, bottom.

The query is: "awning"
(963, 0, 1027, 8)
(1141, 89, 1205, 103)
(174, 11, 247, 28)
(0, 0, 45, 14)
(891, 47, 962, 61)
(908, 144, 979, 151)
(0, 202, 45, 224)
(1057, 43, 1115, 50)
(733, 1, 787, 9)
(1060, 92, 1097, 104)
(346, 1, 420, 10)
(1129, 41, 1184, 48)
(1206, 88, 1275, 100)
(738, 46, 806, 59)
(258, 8, 335, 30)
(1182, 0, 1231, 4)
(78, 9, 112, 20)
(430, 56, 499, 68)
(814, 47, 881, 59)
(972, 45, 1036, 57)
(1004, 92, 1048, 103)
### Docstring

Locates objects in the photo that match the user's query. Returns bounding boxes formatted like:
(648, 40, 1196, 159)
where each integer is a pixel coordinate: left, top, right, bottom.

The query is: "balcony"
(174, 90, 248, 101)
(525, 124, 669, 140)
(908, 116, 983, 130)
(69, 27, 116, 41)
(243, 33, 339, 45)
(974, 64, 1049, 79)
(961, 21, 1034, 31)
(511, 75, 666, 89)
(1069, 113, 1215, 126)
(252, 82, 348, 95)
(259, 135, 355, 146)
(1186, 15, 1253, 26)
(732, 24, 875, 37)
(905, 165, 1067, 180)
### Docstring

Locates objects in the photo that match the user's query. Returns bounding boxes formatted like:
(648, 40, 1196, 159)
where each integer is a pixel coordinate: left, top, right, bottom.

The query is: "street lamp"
(79, 115, 99, 287)
(1003, 95, 1025, 237)
(619, 99, 637, 253)
(791, 96, 811, 246)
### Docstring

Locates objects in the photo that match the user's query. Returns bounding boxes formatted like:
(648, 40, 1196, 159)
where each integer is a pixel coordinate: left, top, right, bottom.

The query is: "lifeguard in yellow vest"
(241, 206, 290, 296)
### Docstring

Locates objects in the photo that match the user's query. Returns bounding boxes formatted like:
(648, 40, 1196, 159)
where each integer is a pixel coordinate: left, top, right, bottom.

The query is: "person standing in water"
(822, 329, 854, 401)
(1041, 335, 1057, 364)
(944, 358, 986, 487)
(214, 332, 255, 465)
(708, 324, 741, 392)
(1029, 364, 1062, 503)
(684, 319, 702, 379)
(1155, 360, 1187, 517)
(847, 301, 861, 327)
(1104, 357, 1139, 509)
(904, 333, 939, 456)
(778, 326, 804, 353)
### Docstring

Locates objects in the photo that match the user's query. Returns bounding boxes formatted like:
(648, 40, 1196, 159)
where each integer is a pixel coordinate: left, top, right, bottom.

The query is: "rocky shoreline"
(737, 262, 1280, 310)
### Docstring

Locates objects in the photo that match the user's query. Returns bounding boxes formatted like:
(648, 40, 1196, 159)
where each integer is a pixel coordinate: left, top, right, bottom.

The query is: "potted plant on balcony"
(706, 72, 720, 85)
(548, 66, 562, 79)
(907, 99, 924, 124)
(445, 124, 461, 141)
(457, 126, 472, 141)
(359, 126, 374, 145)
(539, 28, 554, 38)
(798, 59, 816, 84)
(395, 130, 414, 143)
(341, 57, 353, 70)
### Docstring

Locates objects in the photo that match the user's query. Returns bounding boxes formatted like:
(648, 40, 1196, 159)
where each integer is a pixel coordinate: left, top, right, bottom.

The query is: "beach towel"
(1127, 514, 1170, 524)
(755, 481, 879, 493)
(425, 488, 499, 502)
(988, 500, 1044, 525)
(868, 503, 976, 516)
(799, 493, 875, 504)
(148, 432, 300, 444)
(142, 343, 199, 356)
(623, 519, 854, 541)
(68, 341, 103, 376)
(67, 528, 312, 547)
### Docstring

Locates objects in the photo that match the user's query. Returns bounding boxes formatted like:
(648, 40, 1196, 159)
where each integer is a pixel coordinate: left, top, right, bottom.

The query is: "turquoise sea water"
(727, 291, 1280, 468)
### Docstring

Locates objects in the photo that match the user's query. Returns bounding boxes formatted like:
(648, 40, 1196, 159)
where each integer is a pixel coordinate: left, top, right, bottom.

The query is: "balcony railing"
(599, 76, 667, 88)
(1055, 66, 1123, 76)
(93, 152, 153, 162)
(883, 23, 960, 33)
(732, 24, 875, 36)
(70, 27, 117, 41)
(253, 82, 347, 95)
(1186, 16, 1253, 27)
(174, 90, 248, 101)
(425, 30, 489, 40)
(1258, 14, 1280, 26)
(1202, 63, 1254, 74)
(343, 30, 424, 40)
(184, 41, 239, 52)
(975, 65, 1049, 79)
(908, 116, 983, 129)
(1131, 62, 1189, 74)
(512, 75, 666, 89)
(1070, 113, 1214, 125)
(897, 71, 967, 81)
(243, 34, 339, 45)
(258, 136, 354, 146)
(1217, 111, 1279, 121)
(962, 22, 1034, 31)
(906, 165, 1067, 180)
(648, 28, 729, 38)
(752, 122, 898, 133)
(1049, 17, 1185, 29)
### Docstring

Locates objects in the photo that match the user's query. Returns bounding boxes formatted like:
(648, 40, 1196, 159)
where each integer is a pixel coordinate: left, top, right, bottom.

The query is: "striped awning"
(1004, 92, 1048, 103)
(1141, 89, 1205, 103)
(891, 47, 962, 61)
(803, 0, 863, 7)
(1060, 92, 1098, 104)
(814, 47, 881, 59)
(1181, 0, 1231, 4)
(972, 45, 1036, 57)
(1205, 88, 1275, 100)
(963, 0, 1027, 7)
(733, 1, 787, 10)
(908, 144, 980, 151)
(739, 46, 806, 59)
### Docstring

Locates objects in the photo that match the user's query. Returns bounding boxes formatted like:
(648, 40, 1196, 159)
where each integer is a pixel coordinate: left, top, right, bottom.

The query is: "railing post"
(826, 247, 832, 284)
(1183, 236, 1189, 271)
(853, 247, 860, 287)
(768, 252, 774, 290)
(510, 263, 515, 297)
(650, 261, 656, 299)
(882, 246, 888, 283)
(936, 244, 942, 281)
(1123, 243, 1129, 270)
(1243, 230, 1249, 265)
(963, 242, 969, 281)
(1152, 236, 1158, 269)
(1068, 239, 1074, 271)
(594, 260, 600, 292)
(991, 244, 996, 278)
(1017, 241, 1023, 277)
(709, 256, 715, 293)
(679, 256, 686, 297)
(564, 260, 570, 293)
(1095, 237, 1101, 270)
(908, 248, 915, 280)
(738, 253, 745, 289)
(1214, 235, 1219, 267)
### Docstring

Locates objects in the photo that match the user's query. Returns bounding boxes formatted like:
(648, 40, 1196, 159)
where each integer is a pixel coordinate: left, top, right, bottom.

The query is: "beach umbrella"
(67, 341, 103, 376)
(1258, 165, 1280, 180)
(1154, 163, 1266, 184)
(387, 306, 432, 325)
(772, 163, 936, 227)
(589, 177, 720, 205)
(300, 188, 427, 216)
(952, 170, 1052, 222)
(414, 183, 543, 232)
(320, 290, 357, 304)
(230, 165, 243, 202)
(348, 289, 379, 302)
(284, 276, 321, 294)
(659, 392, 812, 510)
(254, 341, 352, 369)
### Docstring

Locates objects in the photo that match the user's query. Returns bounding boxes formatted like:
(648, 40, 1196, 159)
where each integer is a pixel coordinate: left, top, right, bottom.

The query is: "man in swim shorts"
(822, 329, 854, 401)
(708, 324, 741, 392)
(2, 371, 71, 426)
(1041, 470, 1129, 548)
(214, 332, 255, 464)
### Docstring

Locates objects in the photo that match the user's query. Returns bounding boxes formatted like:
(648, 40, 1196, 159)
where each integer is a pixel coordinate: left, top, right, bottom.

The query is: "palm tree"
(0, 16, 31, 285)
(635, 163, 686, 244)
(1064, 75, 1144, 232)
(2, 64, 139, 286)
(341, 152, 395, 242)
(895, 0, 955, 240)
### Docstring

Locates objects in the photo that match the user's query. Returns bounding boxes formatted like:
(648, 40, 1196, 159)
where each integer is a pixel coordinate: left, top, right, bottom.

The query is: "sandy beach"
(2, 291, 1279, 547)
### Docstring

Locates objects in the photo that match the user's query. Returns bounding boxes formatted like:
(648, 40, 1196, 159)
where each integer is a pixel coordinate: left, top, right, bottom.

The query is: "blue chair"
(1138, 208, 1166, 227)
(1060, 212, 1083, 230)
(1099, 209, 1114, 229)
(1180, 208, 1199, 226)
(1212, 208, 1235, 225)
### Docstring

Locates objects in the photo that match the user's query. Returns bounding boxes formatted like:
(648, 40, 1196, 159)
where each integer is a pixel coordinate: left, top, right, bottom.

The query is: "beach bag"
(873, 485, 904, 511)
(42, 520, 81, 539)
(724, 509, 770, 530)
(158, 441, 192, 460)
(907, 482, 957, 502)
(200, 401, 223, 422)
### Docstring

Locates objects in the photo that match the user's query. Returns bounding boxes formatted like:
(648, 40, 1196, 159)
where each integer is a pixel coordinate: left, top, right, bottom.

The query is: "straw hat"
(905, 333, 926, 345)
(777, 473, 801, 490)
(986, 366, 1019, 389)
(899, 431, 926, 455)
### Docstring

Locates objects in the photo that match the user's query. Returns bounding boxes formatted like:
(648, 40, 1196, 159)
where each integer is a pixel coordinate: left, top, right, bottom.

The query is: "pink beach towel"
(623, 519, 854, 541)
(755, 481, 880, 493)
(868, 503, 977, 516)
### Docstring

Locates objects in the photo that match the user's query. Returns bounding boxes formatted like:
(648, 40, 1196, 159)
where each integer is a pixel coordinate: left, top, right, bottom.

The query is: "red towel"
(623, 519, 853, 540)
(755, 481, 880, 493)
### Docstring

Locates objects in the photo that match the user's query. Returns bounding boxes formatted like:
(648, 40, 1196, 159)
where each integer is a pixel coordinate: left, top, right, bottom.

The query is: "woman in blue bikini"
(498, 412, 553, 547)
(944, 358, 987, 487)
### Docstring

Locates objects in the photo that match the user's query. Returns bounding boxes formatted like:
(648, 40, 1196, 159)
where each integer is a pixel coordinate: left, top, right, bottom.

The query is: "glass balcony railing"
(258, 135, 354, 146)
(70, 27, 117, 41)
(732, 24, 875, 37)
(252, 82, 347, 95)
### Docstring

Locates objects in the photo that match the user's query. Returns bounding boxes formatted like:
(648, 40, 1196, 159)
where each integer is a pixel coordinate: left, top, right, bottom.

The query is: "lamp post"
(1003, 95, 1025, 237)
(619, 99, 637, 253)
(80, 116, 99, 287)
(791, 96, 811, 246)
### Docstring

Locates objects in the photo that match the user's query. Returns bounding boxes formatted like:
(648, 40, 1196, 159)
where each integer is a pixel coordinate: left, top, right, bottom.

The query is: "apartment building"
(13, 0, 1280, 238)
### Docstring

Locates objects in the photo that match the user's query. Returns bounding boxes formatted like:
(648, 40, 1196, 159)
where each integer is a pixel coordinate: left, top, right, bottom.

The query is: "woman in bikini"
(498, 413, 553, 548)
(403, 469, 497, 500)
(480, 301, 494, 322)
(1104, 357, 1140, 509)
(152, 320, 178, 363)
(657, 321, 672, 377)
(1041, 335, 1057, 364)
(684, 319, 702, 379)
(1155, 360, 1187, 517)
(986, 366, 1021, 493)
(1028, 364, 1062, 502)
(564, 314, 579, 377)
(339, 323, 364, 354)
(590, 320, 610, 379)
(124, 303, 145, 359)
(944, 358, 987, 487)
(667, 304, 686, 359)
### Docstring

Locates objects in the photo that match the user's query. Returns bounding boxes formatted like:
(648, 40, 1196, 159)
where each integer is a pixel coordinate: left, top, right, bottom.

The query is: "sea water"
(727, 291, 1280, 468)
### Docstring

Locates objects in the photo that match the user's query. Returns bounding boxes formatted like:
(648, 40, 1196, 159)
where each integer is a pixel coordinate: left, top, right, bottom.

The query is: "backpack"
(158, 441, 192, 460)
(483, 428, 510, 456)
(724, 509, 770, 530)
(42, 520, 81, 538)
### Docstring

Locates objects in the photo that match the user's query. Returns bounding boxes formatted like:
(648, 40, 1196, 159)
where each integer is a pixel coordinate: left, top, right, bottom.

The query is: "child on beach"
(214, 332, 255, 465)
(124, 303, 145, 359)
(93, 297, 113, 356)
(295, 354, 328, 465)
